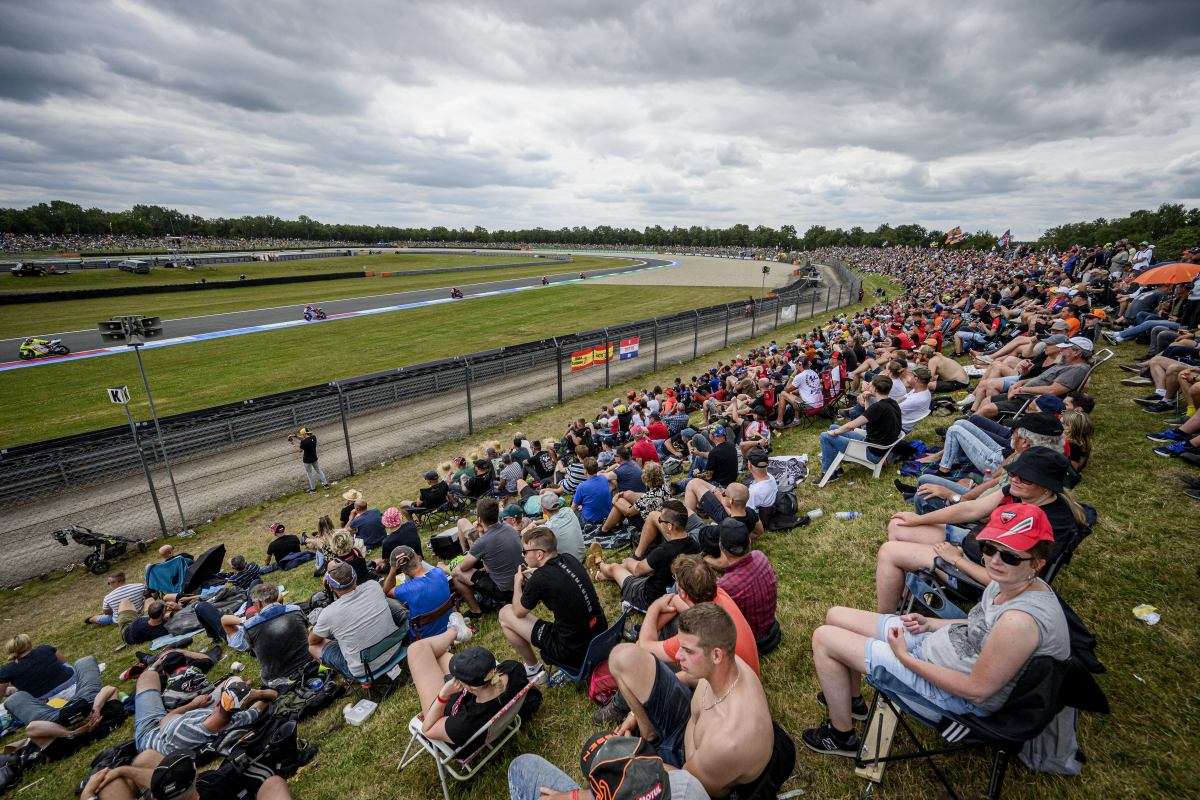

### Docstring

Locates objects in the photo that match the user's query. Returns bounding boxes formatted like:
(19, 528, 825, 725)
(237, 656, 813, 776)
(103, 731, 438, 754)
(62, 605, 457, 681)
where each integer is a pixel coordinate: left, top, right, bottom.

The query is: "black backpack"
(0, 753, 21, 795)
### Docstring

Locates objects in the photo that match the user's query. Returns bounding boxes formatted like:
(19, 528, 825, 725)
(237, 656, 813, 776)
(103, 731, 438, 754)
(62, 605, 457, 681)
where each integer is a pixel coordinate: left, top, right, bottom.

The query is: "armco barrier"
(0, 260, 859, 584)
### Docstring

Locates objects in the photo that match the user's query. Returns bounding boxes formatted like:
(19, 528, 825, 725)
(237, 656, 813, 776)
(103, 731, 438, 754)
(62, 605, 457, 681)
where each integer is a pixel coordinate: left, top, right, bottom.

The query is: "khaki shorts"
(117, 608, 139, 640)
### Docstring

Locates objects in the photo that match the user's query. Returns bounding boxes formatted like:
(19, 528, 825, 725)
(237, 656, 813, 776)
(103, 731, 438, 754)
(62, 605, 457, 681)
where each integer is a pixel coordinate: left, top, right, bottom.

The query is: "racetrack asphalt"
(4, 256, 667, 355)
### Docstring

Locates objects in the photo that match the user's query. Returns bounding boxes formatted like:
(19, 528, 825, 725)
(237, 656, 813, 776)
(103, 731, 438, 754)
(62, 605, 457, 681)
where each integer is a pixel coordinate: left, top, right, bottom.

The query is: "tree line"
(3, 200, 1198, 259)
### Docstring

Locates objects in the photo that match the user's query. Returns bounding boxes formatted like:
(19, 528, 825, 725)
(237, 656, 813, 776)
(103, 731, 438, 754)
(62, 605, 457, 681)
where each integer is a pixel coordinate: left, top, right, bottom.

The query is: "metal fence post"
(774, 297, 781, 331)
(724, 305, 730, 348)
(652, 318, 659, 372)
(333, 381, 355, 476)
(124, 404, 168, 539)
(604, 328, 611, 388)
(464, 360, 474, 435)
(825, 288, 831, 312)
(556, 345, 563, 406)
(811, 290, 817, 318)
(838, 285, 844, 307)
(693, 311, 700, 359)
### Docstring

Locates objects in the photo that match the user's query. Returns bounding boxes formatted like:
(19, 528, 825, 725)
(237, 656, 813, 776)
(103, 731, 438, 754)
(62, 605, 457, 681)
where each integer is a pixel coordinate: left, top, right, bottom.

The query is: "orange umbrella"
(1135, 262, 1200, 284)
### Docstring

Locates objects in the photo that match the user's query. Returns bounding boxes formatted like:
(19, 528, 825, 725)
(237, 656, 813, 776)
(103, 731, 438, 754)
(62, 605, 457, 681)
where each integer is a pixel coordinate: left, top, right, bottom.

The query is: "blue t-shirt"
(613, 461, 647, 493)
(349, 508, 387, 547)
(394, 571, 452, 639)
(574, 475, 613, 524)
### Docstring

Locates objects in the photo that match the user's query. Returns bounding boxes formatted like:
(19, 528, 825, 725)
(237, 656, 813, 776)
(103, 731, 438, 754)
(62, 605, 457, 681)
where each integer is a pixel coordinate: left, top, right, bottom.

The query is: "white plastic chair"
(818, 432, 907, 487)
(397, 681, 532, 800)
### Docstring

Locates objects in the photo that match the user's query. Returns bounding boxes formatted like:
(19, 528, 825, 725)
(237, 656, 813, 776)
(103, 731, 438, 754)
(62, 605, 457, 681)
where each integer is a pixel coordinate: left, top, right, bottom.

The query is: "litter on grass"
(1133, 604, 1160, 625)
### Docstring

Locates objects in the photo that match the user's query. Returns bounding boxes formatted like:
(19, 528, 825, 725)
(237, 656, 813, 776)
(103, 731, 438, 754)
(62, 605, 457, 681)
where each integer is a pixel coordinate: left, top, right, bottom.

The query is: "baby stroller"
(51, 525, 147, 575)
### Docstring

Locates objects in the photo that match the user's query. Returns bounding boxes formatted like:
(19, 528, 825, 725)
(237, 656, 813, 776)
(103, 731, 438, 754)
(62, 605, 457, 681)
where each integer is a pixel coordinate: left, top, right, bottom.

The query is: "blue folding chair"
(548, 609, 628, 687)
(145, 556, 193, 595)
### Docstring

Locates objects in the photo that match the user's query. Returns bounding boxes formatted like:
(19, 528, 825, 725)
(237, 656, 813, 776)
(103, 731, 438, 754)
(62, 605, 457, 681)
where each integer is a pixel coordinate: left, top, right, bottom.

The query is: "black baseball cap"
(1005, 445, 1069, 493)
(422, 470, 439, 480)
(747, 448, 769, 467)
(580, 733, 667, 800)
(1001, 412, 1063, 435)
(718, 517, 751, 556)
(448, 646, 496, 687)
(151, 750, 198, 800)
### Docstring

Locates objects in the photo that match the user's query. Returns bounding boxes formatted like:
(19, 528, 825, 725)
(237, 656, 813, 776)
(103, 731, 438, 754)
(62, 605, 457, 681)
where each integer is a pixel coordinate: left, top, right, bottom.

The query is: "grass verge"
(1, 270, 1194, 800)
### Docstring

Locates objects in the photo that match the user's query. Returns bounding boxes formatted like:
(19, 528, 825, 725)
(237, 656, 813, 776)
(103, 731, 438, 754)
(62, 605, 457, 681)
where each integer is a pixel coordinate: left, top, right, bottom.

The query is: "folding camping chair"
(346, 628, 409, 702)
(796, 365, 848, 429)
(547, 609, 628, 687)
(398, 681, 533, 800)
(816, 431, 907, 487)
(416, 498, 463, 533)
(144, 556, 193, 596)
(994, 348, 1113, 421)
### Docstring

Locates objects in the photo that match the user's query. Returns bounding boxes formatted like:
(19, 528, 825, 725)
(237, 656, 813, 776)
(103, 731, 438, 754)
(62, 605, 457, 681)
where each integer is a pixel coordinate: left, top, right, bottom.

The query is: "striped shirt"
(102, 582, 146, 615)
(143, 705, 262, 755)
(559, 462, 587, 494)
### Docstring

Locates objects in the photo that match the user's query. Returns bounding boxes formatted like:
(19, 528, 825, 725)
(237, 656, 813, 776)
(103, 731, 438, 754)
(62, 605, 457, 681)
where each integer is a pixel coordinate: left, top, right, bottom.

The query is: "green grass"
(1, 277, 723, 445)
(2, 255, 630, 341)
(1, 271, 1195, 800)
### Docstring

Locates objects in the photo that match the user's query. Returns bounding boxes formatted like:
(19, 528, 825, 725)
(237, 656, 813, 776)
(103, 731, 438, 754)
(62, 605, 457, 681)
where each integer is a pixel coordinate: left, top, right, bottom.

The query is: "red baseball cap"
(977, 503, 1054, 553)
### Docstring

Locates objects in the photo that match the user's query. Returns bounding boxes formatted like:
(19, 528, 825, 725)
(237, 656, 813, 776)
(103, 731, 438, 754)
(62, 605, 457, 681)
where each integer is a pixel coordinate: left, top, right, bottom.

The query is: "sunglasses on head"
(979, 542, 1035, 566)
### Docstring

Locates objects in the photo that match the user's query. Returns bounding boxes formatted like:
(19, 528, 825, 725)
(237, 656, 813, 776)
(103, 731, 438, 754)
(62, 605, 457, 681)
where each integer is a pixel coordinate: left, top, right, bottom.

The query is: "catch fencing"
(0, 260, 859, 585)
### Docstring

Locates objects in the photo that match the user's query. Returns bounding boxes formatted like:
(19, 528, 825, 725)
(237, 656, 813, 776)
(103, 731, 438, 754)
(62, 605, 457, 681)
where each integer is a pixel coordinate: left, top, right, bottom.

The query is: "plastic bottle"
(807, 508, 824, 519)
(835, 511, 862, 520)
(344, 699, 378, 726)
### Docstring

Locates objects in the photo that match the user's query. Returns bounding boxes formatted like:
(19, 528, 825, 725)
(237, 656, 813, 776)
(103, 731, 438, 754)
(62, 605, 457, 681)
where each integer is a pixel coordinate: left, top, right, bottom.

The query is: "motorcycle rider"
(579, 272, 586, 279)
(21, 337, 49, 355)
(450, 287, 463, 298)
(541, 276, 548, 286)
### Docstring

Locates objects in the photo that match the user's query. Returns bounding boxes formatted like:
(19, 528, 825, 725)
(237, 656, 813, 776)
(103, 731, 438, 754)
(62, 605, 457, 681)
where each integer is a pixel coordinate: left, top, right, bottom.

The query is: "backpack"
(0, 754, 21, 795)
(74, 739, 138, 795)
(662, 457, 683, 476)
(930, 395, 958, 417)
(588, 660, 618, 704)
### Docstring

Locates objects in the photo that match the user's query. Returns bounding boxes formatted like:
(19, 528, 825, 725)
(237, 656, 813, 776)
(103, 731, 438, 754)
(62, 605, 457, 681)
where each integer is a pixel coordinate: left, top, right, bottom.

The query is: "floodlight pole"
(130, 334, 188, 535)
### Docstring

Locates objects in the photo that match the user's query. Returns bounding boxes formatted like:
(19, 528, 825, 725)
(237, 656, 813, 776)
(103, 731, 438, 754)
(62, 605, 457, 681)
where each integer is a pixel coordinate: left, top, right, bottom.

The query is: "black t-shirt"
(864, 398, 903, 456)
(645, 536, 702, 603)
(381, 521, 423, 561)
(462, 471, 491, 497)
(244, 605, 315, 684)
(840, 349, 859, 371)
(298, 436, 318, 464)
(1000, 488, 1077, 554)
(266, 534, 301, 564)
(666, 433, 690, 458)
(853, 346, 868, 364)
(340, 504, 354, 526)
(418, 482, 449, 508)
(340, 548, 372, 583)
(0, 645, 73, 697)
(123, 616, 162, 645)
(444, 660, 529, 753)
(530, 450, 555, 478)
(521, 554, 608, 663)
(706, 441, 740, 486)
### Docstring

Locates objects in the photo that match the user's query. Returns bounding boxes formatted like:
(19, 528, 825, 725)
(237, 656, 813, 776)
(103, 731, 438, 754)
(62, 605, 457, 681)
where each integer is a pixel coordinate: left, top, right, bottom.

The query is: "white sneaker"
(448, 611, 474, 645)
(525, 663, 548, 685)
(956, 393, 975, 408)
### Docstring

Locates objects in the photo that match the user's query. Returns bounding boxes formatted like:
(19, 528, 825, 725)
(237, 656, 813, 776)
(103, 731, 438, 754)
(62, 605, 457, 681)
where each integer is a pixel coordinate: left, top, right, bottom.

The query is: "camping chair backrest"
(1042, 524, 1093, 585)
(578, 609, 628, 676)
(410, 595, 456, 639)
(1078, 347, 1114, 391)
(457, 681, 533, 765)
(360, 627, 408, 683)
(145, 556, 193, 595)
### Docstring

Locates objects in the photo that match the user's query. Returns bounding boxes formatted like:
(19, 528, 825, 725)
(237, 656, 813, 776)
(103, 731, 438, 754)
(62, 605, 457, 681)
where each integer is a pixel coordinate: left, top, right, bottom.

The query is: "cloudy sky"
(2, 0, 1199, 238)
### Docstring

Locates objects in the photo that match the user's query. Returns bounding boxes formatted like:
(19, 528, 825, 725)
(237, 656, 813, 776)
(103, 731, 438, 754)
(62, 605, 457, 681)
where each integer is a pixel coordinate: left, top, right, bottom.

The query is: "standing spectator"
(288, 428, 328, 494)
(85, 571, 145, 626)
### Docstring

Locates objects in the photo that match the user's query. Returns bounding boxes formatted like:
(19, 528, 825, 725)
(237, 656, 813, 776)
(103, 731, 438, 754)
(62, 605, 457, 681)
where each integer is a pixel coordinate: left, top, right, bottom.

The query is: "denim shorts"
(134, 688, 168, 752)
(945, 525, 970, 545)
(863, 615, 989, 720)
(643, 657, 693, 768)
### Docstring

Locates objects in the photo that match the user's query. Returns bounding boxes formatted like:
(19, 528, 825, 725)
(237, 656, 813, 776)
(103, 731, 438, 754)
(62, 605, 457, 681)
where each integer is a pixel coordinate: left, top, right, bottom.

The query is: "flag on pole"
(998, 229, 1011, 248)
(945, 227, 966, 245)
(571, 348, 594, 371)
(619, 337, 640, 360)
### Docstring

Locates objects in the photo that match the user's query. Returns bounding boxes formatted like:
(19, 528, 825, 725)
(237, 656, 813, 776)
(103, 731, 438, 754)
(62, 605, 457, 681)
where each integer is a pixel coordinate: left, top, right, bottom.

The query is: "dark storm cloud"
(0, 0, 1198, 236)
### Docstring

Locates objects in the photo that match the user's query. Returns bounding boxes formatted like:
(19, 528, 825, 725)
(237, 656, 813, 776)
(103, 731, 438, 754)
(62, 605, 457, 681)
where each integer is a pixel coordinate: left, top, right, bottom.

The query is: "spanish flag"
(571, 348, 594, 371)
(593, 343, 614, 364)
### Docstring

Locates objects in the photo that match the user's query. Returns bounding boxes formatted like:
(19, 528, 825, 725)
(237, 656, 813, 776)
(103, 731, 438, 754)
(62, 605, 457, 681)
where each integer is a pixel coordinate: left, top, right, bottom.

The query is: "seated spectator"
(593, 503, 701, 609)
(603, 604, 774, 796)
(676, 482, 762, 556)
(1063, 409, 1093, 475)
(340, 488, 363, 526)
(401, 471, 450, 522)
(496, 453, 524, 497)
(300, 514, 338, 574)
(917, 412, 1062, 478)
(697, 425, 740, 488)
(600, 461, 668, 536)
(509, 436, 532, 467)
(977, 337, 1094, 419)
(307, 560, 406, 680)
(374, 507, 424, 572)
(226, 555, 262, 590)
(451, 497, 524, 618)
(452, 459, 494, 498)
(730, 402, 772, 460)
(775, 358, 823, 426)
(604, 447, 647, 493)
(14, 655, 120, 759)
(261, 523, 301, 573)
(80, 749, 294, 800)
(384, 546, 468, 642)
(804, 503, 1068, 757)
(552, 445, 591, 496)
(347, 500, 387, 550)
(572, 458, 613, 532)
(85, 571, 146, 625)
(117, 598, 171, 645)
(134, 673, 275, 754)
(500, 527, 608, 681)
(523, 440, 557, 484)
(157, 544, 194, 562)
(629, 427, 661, 466)
(819, 374, 902, 483)
(917, 346, 971, 393)
(0, 635, 85, 718)
(240, 583, 315, 684)
(537, 493, 586, 564)
(898, 365, 933, 432)
(501, 502, 526, 531)
(706, 520, 778, 642)
(324, 528, 371, 583)
(406, 640, 528, 756)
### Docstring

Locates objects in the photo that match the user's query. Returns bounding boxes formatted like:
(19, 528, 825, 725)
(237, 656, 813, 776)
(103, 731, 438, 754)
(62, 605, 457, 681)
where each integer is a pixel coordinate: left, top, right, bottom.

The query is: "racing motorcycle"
(303, 305, 327, 321)
(450, 287, 464, 299)
(19, 337, 70, 360)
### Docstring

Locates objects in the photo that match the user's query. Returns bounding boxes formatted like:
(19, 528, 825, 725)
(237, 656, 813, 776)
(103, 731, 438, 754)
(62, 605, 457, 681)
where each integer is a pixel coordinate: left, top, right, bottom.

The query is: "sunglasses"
(979, 542, 1035, 566)
(521, 547, 544, 555)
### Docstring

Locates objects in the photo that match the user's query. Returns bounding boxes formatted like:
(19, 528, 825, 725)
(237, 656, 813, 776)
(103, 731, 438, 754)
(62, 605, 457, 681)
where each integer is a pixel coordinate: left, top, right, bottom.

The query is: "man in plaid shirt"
(706, 518, 777, 639)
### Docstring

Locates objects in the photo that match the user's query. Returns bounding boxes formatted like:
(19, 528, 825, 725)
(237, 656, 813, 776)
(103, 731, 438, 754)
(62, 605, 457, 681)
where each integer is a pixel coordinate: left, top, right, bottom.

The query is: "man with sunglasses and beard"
(804, 502, 1070, 756)
(874, 446, 1078, 614)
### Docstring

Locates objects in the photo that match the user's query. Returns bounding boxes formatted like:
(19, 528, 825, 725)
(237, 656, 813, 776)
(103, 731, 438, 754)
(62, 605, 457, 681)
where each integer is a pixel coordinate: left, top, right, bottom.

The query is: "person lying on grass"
(803, 503, 1069, 757)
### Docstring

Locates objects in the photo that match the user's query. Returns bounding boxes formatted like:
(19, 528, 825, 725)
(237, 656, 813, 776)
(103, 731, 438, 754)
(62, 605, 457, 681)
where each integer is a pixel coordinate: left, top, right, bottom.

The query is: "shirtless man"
(914, 345, 970, 393)
(607, 603, 774, 797)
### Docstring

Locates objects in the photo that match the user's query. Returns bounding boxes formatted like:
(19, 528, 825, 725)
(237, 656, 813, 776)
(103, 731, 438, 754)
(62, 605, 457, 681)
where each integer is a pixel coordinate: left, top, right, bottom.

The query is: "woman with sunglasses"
(803, 502, 1070, 756)
(875, 445, 1082, 614)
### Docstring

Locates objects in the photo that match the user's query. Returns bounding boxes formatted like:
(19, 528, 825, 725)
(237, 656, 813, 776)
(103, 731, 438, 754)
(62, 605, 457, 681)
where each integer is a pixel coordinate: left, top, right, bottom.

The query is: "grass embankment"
(2, 271, 1193, 800)
(5, 276, 719, 445)
(2, 255, 628, 341)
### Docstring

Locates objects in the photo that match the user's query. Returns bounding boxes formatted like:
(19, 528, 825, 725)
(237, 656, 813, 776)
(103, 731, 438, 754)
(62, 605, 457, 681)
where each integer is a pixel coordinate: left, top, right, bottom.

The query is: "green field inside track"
(2, 271, 1195, 800)
(1, 280, 732, 445)
(0, 252, 574, 294)
(0, 256, 636, 340)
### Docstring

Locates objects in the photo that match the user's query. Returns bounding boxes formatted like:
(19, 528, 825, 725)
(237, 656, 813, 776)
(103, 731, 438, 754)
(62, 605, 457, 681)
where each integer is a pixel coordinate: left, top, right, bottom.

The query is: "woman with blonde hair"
(600, 461, 669, 535)
(329, 528, 372, 583)
(0, 634, 109, 726)
(1062, 410, 1093, 476)
(302, 514, 338, 576)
